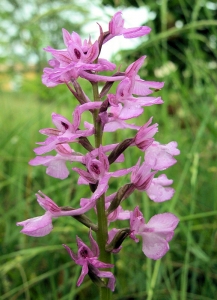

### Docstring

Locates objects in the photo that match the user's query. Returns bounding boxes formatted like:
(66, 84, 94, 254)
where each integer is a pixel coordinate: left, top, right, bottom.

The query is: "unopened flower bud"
(107, 183, 135, 215)
(108, 138, 134, 164)
(106, 228, 131, 252)
(78, 137, 94, 152)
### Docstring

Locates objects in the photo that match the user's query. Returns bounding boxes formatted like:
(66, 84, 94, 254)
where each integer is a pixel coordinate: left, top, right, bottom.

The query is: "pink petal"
(146, 213, 179, 241)
(77, 263, 89, 286)
(118, 100, 144, 119)
(36, 191, 61, 213)
(112, 165, 135, 178)
(109, 207, 130, 222)
(133, 79, 164, 96)
(145, 142, 179, 170)
(62, 28, 71, 47)
(122, 26, 151, 38)
(134, 117, 158, 151)
(85, 40, 99, 63)
(89, 230, 99, 257)
(72, 167, 96, 184)
(77, 176, 89, 185)
(146, 175, 175, 202)
(116, 77, 132, 99)
(130, 206, 145, 241)
(62, 244, 78, 261)
(97, 58, 116, 71)
(165, 141, 180, 156)
(97, 270, 116, 291)
(89, 177, 109, 202)
(109, 11, 124, 35)
(80, 70, 125, 82)
(51, 113, 72, 132)
(141, 233, 169, 260)
(136, 96, 164, 106)
(55, 144, 74, 156)
(34, 139, 57, 155)
(59, 199, 97, 216)
(98, 145, 109, 173)
(125, 56, 146, 76)
(46, 159, 69, 179)
(29, 156, 54, 166)
(104, 121, 125, 132)
(17, 213, 53, 237)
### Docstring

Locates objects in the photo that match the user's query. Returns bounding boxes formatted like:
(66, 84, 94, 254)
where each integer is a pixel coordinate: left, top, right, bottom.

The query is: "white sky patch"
(206, 1, 217, 10)
(100, 34, 149, 61)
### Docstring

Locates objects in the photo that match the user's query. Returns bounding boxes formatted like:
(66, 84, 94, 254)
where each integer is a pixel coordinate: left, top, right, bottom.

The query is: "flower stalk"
(92, 80, 112, 299)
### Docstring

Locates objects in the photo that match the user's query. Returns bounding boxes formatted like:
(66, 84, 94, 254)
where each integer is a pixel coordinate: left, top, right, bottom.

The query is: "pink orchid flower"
(121, 56, 164, 96)
(104, 11, 151, 43)
(34, 102, 101, 155)
(73, 146, 135, 203)
(16, 191, 77, 237)
(104, 57, 164, 122)
(63, 231, 115, 291)
(17, 190, 102, 237)
(130, 207, 179, 260)
(115, 57, 164, 118)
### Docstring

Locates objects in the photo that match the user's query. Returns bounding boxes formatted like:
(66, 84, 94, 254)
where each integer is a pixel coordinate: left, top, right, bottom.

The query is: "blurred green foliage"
(103, 0, 217, 81)
(1, 1, 217, 299)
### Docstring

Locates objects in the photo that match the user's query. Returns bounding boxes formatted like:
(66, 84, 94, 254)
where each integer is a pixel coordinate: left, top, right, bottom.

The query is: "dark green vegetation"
(1, 1, 217, 299)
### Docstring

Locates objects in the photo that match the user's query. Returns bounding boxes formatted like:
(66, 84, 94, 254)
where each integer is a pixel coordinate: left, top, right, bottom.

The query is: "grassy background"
(1, 6, 217, 300)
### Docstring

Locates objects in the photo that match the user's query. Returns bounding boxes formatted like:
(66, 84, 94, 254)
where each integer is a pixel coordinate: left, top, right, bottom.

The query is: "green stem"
(97, 194, 112, 300)
(92, 81, 112, 300)
(92, 83, 102, 147)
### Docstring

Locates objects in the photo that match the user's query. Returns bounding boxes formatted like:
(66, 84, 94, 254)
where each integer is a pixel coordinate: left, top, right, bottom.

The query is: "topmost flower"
(103, 11, 151, 43)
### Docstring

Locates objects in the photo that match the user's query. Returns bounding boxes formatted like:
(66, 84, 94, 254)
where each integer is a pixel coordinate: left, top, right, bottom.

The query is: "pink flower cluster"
(17, 12, 180, 292)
